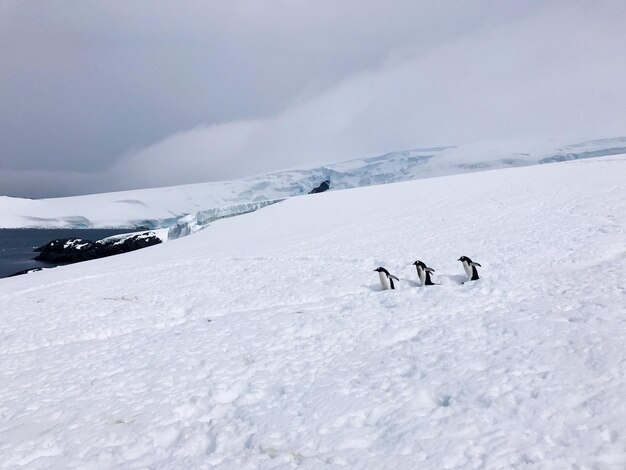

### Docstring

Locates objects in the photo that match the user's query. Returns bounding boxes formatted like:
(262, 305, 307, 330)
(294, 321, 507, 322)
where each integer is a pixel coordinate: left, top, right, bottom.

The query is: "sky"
(1, 0, 625, 198)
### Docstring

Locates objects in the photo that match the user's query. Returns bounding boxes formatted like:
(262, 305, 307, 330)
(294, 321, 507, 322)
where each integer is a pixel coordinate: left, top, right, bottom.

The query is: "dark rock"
(8, 267, 44, 277)
(34, 238, 95, 263)
(92, 232, 162, 258)
(34, 232, 162, 264)
(309, 180, 330, 194)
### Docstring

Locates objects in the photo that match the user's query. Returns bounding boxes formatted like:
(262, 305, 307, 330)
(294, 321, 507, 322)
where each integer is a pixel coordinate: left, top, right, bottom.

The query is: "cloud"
(0, 169, 110, 200)
(1, 1, 625, 196)
(108, 2, 626, 190)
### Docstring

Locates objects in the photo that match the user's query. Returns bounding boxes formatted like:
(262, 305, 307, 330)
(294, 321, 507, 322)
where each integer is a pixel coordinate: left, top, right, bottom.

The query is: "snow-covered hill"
(1, 155, 625, 468)
(1, 136, 625, 229)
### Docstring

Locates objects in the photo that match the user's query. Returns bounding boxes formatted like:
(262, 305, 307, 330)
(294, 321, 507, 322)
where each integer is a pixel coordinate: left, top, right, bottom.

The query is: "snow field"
(1, 156, 625, 468)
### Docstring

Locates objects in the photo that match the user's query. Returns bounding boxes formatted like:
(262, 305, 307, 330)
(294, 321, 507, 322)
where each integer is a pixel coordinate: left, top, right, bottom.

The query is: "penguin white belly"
(379, 271, 391, 290)
(462, 261, 473, 280)
(418, 269, 426, 286)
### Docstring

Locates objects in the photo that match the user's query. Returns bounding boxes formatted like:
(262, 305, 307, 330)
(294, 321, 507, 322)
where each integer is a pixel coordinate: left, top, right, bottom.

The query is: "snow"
(1, 155, 626, 468)
(1, 136, 625, 229)
(62, 239, 90, 251)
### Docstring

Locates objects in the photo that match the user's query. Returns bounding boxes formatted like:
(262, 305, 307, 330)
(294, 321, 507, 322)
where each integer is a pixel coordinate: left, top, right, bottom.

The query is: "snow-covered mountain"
(1, 155, 625, 468)
(1, 136, 625, 229)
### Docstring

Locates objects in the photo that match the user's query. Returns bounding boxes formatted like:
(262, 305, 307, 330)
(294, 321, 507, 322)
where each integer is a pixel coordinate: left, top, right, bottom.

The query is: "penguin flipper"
(471, 262, 481, 267)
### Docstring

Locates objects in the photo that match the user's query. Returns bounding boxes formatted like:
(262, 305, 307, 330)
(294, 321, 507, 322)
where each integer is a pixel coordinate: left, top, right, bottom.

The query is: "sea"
(0, 228, 132, 278)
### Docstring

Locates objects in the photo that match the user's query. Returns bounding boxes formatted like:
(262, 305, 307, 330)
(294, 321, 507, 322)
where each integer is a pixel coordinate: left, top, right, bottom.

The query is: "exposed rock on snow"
(34, 232, 162, 263)
(308, 180, 331, 194)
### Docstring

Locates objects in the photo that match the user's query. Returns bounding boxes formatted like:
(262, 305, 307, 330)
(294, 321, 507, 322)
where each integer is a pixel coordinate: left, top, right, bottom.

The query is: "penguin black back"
(423, 267, 435, 285)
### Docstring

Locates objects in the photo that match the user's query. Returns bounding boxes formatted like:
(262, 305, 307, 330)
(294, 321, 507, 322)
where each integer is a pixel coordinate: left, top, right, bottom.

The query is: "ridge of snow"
(1, 156, 625, 468)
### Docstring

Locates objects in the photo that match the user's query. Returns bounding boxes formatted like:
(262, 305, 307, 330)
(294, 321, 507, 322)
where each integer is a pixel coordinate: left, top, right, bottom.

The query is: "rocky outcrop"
(309, 180, 330, 194)
(34, 232, 162, 263)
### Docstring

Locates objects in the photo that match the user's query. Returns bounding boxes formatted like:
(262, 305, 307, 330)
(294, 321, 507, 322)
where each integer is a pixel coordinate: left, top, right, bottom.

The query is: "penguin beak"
(457, 257, 462, 261)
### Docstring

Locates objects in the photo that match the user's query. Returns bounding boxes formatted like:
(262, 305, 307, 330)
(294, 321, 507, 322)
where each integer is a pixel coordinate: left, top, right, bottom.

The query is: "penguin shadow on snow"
(367, 277, 430, 291)
(402, 278, 422, 288)
(437, 274, 469, 286)
(435, 256, 483, 286)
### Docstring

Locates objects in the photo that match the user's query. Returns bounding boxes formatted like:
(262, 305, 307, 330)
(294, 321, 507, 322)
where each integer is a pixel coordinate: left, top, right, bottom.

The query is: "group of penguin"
(374, 256, 481, 290)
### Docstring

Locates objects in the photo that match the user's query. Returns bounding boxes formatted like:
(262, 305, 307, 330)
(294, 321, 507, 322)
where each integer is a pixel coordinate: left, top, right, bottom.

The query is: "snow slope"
(1, 155, 625, 469)
(1, 136, 625, 229)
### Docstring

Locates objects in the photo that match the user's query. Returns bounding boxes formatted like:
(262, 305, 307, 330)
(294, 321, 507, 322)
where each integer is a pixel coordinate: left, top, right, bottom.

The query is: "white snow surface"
(1, 136, 625, 229)
(1, 156, 626, 469)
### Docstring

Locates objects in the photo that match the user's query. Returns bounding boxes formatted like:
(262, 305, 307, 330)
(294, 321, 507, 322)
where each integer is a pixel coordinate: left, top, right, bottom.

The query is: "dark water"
(0, 228, 132, 278)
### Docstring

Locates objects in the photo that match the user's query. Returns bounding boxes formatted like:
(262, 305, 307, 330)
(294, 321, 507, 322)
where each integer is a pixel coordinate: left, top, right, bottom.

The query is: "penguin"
(458, 256, 481, 282)
(374, 267, 399, 290)
(412, 260, 436, 286)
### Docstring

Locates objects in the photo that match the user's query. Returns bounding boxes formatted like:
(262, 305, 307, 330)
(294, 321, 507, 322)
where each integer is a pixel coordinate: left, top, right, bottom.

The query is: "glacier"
(1, 136, 625, 230)
(167, 199, 283, 240)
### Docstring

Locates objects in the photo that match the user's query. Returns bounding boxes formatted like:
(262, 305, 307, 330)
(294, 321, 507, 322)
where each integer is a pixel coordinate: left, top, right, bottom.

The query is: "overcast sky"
(1, 0, 625, 198)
